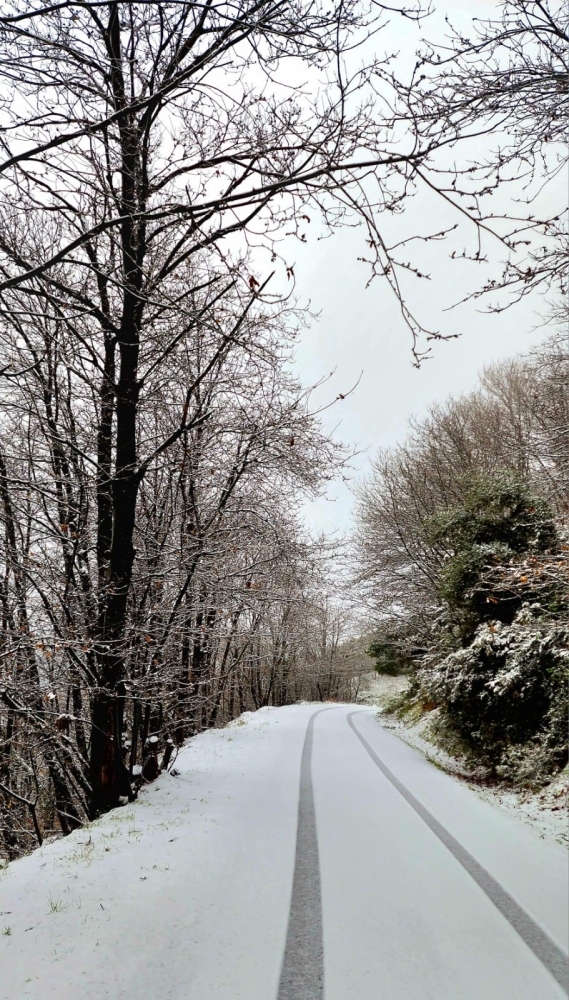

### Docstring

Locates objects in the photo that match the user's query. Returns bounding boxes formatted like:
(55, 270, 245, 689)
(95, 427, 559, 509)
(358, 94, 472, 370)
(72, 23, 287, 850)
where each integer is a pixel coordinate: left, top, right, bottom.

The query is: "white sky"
(291, 232, 552, 535)
(279, 1, 562, 536)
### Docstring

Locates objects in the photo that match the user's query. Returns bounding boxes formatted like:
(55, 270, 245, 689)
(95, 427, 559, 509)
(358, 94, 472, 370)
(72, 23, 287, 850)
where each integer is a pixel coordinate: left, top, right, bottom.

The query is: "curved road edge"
(346, 710, 569, 996)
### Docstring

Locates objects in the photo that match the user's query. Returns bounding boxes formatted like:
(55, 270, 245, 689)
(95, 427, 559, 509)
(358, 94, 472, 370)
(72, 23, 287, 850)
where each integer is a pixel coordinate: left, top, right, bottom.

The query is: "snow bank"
(0, 706, 314, 1000)
(381, 708, 568, 847)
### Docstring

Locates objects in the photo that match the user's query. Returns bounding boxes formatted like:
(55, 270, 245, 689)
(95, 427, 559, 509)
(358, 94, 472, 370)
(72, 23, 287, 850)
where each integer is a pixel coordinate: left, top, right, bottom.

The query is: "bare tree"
(0, 250, 354, 854)
(0, 0, 442, 820)
(397, 0, 568, 305)
(353, 333, 569, 651)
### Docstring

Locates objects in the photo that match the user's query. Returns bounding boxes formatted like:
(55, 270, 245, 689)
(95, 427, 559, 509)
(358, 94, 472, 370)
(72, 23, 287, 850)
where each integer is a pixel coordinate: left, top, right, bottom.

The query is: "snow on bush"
(419, 607, 569, 785)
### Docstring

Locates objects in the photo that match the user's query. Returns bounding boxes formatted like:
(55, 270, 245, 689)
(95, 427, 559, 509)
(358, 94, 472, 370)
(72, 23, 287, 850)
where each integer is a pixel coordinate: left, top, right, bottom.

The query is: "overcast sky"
(278, 1, 560, 537)
(290, 229, 552, 536)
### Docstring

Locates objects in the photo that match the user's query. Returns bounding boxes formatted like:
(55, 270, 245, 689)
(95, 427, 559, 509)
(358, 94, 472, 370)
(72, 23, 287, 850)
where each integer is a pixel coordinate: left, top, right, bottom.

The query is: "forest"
(0, 0, 566, 860)
(356, 333, 568, 787)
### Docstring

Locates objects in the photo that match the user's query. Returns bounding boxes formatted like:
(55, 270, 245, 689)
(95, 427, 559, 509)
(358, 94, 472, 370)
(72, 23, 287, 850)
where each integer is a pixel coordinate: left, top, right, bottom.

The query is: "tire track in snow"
(277, 708, 331, 1000)
(347, 711, 569, 996)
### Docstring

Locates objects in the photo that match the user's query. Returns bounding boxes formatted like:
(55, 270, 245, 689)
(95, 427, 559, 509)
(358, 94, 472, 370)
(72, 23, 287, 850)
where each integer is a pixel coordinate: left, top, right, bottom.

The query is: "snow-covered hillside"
(0, 708, 307, 1000)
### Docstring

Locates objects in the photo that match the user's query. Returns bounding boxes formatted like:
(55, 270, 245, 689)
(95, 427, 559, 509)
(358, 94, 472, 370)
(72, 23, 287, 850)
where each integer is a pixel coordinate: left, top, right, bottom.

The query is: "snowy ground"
(379, 704, 568, 848)
(0, 708, 305, 1000)
(0, 704, 567, 999)
(356, 671, 410, 708)
(359, 673, 568, 848)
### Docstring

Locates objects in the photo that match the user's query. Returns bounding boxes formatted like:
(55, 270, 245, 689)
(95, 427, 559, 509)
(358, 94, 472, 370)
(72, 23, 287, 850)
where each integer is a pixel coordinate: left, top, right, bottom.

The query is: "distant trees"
(355, 334, 569, 645)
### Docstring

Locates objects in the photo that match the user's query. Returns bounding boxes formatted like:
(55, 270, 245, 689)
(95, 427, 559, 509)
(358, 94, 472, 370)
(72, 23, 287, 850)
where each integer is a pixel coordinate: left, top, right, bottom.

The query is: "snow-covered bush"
(425, 471, 561, 639)
(420, 609, 569, 784)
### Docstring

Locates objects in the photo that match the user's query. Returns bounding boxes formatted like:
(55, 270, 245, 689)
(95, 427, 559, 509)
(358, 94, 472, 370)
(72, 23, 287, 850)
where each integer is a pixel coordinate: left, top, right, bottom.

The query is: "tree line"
(0, 0, 386, 857)
(355, 333, 568, 784)
(0, 0, 566, 855)
(0, 272, 369, 857)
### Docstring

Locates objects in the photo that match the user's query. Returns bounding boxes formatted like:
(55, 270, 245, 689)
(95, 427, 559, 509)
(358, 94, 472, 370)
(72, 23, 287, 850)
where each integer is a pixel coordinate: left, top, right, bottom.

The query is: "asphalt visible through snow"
(277, 708, 328, 999)
(346, 712, 568, 993)
(0, 704, 567, 1000)
(278, 709, 569, 1000)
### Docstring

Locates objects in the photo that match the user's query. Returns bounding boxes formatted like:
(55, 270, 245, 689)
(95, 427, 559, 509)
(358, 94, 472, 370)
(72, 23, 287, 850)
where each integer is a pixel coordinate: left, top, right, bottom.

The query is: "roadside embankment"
(359, 675, 568, 848)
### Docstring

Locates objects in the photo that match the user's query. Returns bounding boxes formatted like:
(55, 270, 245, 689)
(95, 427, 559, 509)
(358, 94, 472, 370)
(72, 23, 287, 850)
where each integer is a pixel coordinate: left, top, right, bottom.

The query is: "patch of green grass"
(2, 925, 11, 936)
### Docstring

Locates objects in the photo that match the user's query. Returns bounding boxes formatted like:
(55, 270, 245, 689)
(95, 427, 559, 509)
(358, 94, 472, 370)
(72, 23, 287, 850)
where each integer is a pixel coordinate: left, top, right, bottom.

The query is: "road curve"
(0, 704, 567, 1000)
(281, 705, 568, 1000)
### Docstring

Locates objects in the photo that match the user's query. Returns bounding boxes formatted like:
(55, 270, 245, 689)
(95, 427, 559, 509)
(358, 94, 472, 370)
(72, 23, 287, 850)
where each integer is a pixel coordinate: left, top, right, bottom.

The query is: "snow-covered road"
(1, 705, 567, 999)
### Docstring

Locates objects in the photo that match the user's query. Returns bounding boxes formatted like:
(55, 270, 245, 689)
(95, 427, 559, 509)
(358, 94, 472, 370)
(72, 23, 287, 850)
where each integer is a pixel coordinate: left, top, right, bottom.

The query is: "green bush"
(366, 637, 411, 675)
(420, 611, 569, 784)
(425, 471, 560, 637)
